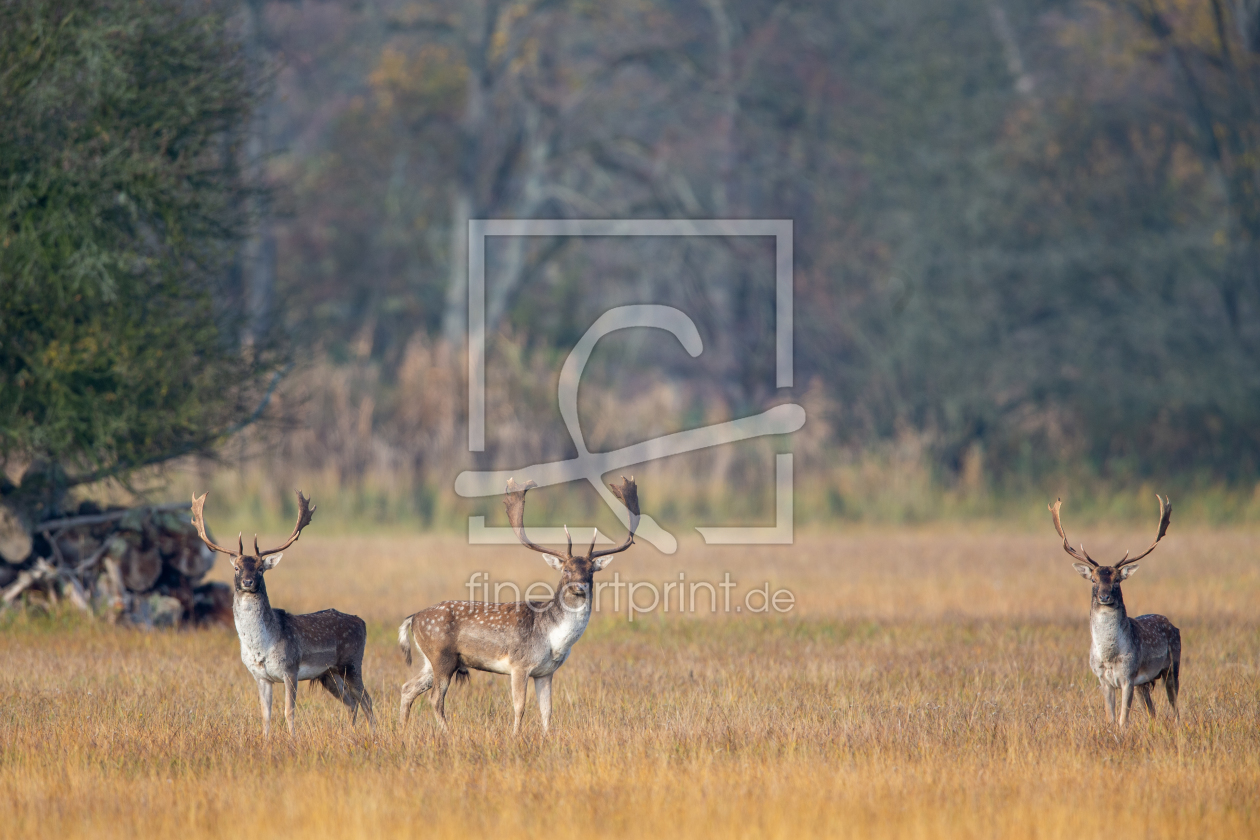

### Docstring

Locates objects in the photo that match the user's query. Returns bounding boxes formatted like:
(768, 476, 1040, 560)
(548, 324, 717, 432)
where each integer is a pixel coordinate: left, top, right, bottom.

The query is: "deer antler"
(191, 493, 237, 555)
(256, 491, 316, 557)
(503, 477, 641, 562)
(1116, 495, 1171, 568)
(504, 478, 566, 559)
(590, 476, 640, 561)
(1049, 498, 1097, 567)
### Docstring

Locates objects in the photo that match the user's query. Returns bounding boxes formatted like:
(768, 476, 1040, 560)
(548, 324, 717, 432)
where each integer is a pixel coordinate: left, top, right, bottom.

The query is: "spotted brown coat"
(398, 476, 640, 735)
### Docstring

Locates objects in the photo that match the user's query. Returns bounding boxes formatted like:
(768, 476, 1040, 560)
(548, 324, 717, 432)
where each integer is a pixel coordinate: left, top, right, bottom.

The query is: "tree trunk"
(485, 102, 551, 333)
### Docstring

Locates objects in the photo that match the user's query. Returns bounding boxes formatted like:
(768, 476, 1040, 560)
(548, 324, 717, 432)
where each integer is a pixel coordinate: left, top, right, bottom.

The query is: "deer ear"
(1072, 563, 1093, 580)
(262, 553, 282, 571)
(592, 555, 615, 572)
(1119, 564, 1138, 579)
(542, 554, 564, 571)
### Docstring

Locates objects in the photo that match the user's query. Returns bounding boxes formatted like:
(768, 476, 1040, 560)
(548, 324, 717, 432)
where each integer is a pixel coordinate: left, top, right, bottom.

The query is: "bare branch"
(38, 501, 191, 534)
(64, 363, 292, 490)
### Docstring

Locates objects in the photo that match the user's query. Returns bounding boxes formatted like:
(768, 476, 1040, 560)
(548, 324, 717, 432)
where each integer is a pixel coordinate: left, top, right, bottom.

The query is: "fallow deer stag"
(398, 476, 641, 734)
(1050, 496, 1180, 730)
(191, 491, 374, 735)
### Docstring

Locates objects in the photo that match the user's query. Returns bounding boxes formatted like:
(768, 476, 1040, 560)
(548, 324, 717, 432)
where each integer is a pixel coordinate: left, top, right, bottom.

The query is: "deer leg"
(1165, 641, 1181, 722)
(318, 670, 364, 726)
(401, 654, 435, 726)
(347, 663, 374, 730)
(1118, 682, 1134, 729)
(534, 674, 553, 735)
(1138, 683, 1156, 720)
(319, 671, 348, 702)
(430, 672, 453, 731)
(257, 679, 273, 737)
(284, 674, 298, 736)
(1101, 682, 1116, 725)
(1165, 670, 1180, 722)
(401, 676, 431, 726)
(510, 669, 529, 736)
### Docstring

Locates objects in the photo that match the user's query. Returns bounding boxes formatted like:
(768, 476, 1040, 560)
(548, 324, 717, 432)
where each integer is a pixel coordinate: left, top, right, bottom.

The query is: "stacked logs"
(0, 499, 232, 628)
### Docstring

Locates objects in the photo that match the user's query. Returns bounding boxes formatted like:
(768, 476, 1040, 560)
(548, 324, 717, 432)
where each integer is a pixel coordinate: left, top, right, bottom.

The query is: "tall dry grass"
(2, 529, 1258, 838)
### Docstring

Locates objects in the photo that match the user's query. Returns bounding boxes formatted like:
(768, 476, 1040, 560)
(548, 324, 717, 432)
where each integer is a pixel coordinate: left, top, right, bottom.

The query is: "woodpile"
(0, 498, 232, 628)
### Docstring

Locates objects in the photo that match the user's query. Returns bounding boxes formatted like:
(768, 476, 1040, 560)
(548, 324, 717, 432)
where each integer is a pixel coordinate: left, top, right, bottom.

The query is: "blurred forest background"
(5, 0, 1260, 530)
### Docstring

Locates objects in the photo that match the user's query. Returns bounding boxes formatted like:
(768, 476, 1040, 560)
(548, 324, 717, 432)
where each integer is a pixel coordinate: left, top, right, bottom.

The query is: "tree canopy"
(0, 0, 274, 497)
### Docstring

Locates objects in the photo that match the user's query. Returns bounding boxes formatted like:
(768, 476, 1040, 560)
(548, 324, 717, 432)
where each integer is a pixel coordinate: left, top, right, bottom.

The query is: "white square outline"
(466, 218, 795, 546)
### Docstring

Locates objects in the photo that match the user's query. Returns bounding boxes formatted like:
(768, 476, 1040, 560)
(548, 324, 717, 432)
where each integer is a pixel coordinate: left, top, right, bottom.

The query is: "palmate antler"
(1116, 495, 1172, 569)
(1049, 498, 1096, 567)
(1049, 495, 1172, 568)
(503, 476, 641, 562)
(591, 477, 640, 560)
(191, 490, 315, 557)
(256, 491, 316, 557)
(191, 492, 239, 556)
(503, 478, 550, 555)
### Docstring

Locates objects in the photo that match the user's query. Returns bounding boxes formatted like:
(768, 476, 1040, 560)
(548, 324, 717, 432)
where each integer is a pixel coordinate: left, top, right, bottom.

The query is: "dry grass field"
(2, 528, 1259, 839)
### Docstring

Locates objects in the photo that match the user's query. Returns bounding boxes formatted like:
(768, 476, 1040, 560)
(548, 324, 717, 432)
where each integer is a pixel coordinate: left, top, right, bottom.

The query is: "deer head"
(503, 476, 640, 607)
(191, 491, 316, 594)
(1050, 495, 1171, 608)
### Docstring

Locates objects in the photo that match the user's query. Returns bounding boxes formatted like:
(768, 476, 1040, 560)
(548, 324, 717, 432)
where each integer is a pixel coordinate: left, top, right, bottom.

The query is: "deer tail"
(397, 615, 415, 667)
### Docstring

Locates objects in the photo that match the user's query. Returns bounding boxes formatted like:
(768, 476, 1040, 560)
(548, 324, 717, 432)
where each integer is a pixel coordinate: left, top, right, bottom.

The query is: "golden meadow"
(3, 526, 1258, 839)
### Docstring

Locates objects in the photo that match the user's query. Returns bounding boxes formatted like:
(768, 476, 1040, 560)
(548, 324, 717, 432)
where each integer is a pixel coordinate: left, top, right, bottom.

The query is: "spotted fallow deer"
(398, 476, 641, 734)
(191, 491, 374, 736)
(1050, 496, 1180, 729)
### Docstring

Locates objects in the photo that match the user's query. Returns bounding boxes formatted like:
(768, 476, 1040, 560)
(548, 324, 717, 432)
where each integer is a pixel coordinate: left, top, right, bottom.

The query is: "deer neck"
(536, 589, 593, 656)
(1089, 588, 1134, 658)
(233, 579, 281, 640)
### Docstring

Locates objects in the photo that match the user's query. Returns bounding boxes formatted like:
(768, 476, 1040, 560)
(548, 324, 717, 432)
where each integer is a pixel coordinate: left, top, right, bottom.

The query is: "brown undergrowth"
(2, 531, 1258, 838)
